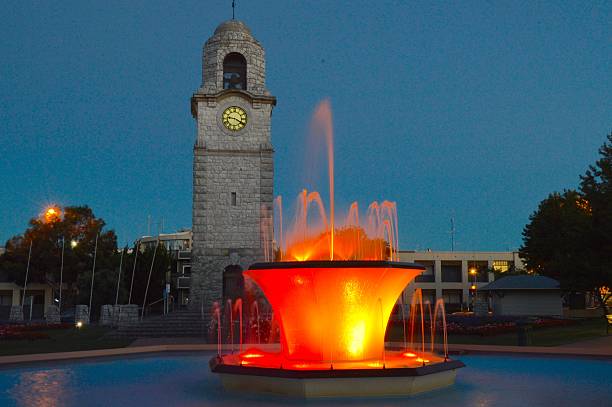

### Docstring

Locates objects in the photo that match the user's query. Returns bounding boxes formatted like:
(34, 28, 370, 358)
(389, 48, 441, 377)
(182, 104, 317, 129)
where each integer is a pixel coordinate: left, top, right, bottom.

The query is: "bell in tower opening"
(223, 53, 247, 90)
(190, 19, 275, 314)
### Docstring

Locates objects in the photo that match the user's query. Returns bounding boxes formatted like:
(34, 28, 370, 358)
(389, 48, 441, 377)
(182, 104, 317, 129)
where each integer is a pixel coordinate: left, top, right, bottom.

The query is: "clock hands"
(228, 113, 246, 125)
(223, 106, 247, 130)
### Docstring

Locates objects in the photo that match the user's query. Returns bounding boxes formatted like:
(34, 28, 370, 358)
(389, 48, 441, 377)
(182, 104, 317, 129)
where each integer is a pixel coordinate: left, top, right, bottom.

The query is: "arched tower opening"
(223, 52, 247, 90)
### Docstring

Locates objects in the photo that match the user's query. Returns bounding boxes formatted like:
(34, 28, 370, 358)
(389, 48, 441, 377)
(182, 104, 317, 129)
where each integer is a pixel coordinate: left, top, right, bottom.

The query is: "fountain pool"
(0, 353, 610, 406)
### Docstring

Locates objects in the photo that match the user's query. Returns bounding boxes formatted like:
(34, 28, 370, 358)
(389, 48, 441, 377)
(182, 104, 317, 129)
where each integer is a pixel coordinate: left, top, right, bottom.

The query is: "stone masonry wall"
(191, 21, 274, 316)
(191, 147, 273, 312)
(201, 25, 267, 95)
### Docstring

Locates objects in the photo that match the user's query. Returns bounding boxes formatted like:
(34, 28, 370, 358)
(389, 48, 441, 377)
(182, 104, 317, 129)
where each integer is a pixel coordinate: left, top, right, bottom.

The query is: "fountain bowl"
(210, 261, 465, 398)
(210, 355, 465, 398)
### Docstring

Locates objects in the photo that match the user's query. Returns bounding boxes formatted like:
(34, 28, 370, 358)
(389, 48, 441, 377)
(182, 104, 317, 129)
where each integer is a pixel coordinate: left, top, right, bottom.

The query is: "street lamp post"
(44, 206, 64, 316)
(59, 239, 78, 314)
(469, 266, 477, 312)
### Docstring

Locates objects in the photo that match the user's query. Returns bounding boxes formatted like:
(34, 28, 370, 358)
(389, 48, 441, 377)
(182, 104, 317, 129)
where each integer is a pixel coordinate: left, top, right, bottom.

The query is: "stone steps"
(108, 310, 212, 338)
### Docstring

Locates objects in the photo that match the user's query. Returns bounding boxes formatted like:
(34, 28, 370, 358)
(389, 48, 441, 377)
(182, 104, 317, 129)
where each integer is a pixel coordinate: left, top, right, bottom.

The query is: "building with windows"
(139, 230, 192, 253)
(137, 232, 524, 315)
(138, 230, 192, 307)
(399, 250, 525, 312)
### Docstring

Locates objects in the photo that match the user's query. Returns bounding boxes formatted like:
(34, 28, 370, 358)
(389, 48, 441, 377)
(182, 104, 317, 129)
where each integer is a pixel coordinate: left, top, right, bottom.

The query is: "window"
(223, 53, 247, 90)
(492, 261, 511, 273)
(0, 292, 12, 306)
(442, 289, 463, 312)
(421, 289, 436, 305)
(441, 263, 462, 282)
(231, 192, 237, 206)
(442, 290, 462, 304)
(415, 261, 435, 282)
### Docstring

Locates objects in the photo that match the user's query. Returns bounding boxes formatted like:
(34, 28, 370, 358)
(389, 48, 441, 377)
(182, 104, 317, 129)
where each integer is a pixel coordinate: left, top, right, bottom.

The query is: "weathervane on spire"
(232, 0, 235, 20)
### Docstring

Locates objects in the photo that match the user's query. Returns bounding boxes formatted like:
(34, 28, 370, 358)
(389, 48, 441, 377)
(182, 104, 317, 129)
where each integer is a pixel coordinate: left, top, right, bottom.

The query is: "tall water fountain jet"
(210, 100, 463, 397)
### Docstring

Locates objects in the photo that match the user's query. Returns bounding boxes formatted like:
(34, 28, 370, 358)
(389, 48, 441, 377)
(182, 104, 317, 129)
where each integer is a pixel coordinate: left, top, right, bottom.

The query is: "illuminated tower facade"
(190, 20, 275, 310)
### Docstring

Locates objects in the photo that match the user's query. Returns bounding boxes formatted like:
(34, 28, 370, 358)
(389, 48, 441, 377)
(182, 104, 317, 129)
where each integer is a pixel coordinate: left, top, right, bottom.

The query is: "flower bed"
(389, 315, 576, 336)
(0, 323, 73, 341)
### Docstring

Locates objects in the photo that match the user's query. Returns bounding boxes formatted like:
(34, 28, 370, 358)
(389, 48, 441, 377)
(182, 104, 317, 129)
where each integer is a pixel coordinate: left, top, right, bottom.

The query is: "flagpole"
(88, 233, 99, 321)
(141, 238, 160, 321)
(21, 240, 33, 315)
(59, 237, 65, 314)
(128, 241, 139, 305)
(115, 247, 125, 306)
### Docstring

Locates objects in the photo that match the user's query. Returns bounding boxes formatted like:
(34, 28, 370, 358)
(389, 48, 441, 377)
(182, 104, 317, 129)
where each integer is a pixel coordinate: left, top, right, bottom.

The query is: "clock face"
(222, 106, 247, 131)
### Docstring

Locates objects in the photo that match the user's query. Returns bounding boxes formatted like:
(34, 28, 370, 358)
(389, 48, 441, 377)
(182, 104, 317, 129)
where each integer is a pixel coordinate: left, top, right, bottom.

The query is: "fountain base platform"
(210, 356, 464, 398)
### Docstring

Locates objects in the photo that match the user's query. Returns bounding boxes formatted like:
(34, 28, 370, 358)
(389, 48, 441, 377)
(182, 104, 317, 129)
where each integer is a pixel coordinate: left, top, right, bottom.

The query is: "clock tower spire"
(190, 20, 275, 312)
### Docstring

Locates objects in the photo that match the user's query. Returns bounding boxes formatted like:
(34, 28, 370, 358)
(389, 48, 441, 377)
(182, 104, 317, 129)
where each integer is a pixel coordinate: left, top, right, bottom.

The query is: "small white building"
(0, 282, 54, 321)
(478, 275, 562, 317)
(0, 247, 56, 321)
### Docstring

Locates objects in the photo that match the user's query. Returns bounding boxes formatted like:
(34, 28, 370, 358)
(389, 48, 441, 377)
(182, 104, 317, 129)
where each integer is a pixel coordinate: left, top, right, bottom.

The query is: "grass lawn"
(387, 318, 608, 347)
(0, 326, 133, 356)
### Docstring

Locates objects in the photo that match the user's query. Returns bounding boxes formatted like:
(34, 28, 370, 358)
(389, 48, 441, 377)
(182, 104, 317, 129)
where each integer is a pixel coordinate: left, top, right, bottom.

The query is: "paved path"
(558, 335, 612, 350)
(129, 337, 208, 347)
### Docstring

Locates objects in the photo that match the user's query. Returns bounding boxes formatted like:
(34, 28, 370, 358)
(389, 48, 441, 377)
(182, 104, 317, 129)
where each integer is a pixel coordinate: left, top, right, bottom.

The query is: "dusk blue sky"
(1, 1, 610, 251)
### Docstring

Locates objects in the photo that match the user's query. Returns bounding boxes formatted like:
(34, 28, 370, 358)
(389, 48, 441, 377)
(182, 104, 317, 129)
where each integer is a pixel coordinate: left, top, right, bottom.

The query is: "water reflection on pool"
(0, 353, 610, 406)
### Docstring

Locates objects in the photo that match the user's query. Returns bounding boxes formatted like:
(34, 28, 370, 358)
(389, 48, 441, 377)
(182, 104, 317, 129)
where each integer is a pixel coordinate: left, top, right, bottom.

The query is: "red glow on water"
(402, 352, 417, 358)
(223, 351, 443, 370)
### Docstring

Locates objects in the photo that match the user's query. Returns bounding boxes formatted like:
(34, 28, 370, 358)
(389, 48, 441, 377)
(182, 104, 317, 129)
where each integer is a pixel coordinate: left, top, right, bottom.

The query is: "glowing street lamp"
(44, 206, 61, 223)
(70, 240, 78, 248)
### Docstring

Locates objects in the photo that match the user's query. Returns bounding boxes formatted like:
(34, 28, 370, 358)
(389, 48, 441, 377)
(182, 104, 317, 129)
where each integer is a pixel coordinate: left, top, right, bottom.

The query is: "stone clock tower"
(190, 20, 275, 311)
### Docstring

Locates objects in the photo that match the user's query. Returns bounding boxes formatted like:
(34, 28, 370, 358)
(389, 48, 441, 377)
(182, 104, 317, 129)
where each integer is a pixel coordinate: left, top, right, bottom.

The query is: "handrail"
(143, 297, 174, 317)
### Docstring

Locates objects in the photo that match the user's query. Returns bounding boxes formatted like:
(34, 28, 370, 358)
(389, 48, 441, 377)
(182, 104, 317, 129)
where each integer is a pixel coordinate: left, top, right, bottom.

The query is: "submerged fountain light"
(210, 100, 464, 397)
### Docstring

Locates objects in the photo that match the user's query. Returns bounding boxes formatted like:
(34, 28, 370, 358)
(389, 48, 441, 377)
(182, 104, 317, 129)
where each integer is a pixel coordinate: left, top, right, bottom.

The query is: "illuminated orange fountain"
(245, 261, 423, 365)
(210, 100, 463, 397)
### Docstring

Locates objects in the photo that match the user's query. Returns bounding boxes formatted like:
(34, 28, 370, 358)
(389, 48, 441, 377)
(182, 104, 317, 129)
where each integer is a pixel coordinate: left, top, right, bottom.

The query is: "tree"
(0, 206, 118, 309)
(519, 190, 594, 291)
(580, 132, 612, 313)
(520, 133, 612, 317)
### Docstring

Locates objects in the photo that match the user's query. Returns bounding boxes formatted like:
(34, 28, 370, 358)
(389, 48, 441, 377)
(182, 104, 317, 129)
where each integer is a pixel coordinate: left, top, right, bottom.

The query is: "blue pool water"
(0, 353, 610, 406)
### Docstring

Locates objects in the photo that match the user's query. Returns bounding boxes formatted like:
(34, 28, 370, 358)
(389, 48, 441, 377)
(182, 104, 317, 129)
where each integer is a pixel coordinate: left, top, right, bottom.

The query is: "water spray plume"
(275, 100, 400, 262)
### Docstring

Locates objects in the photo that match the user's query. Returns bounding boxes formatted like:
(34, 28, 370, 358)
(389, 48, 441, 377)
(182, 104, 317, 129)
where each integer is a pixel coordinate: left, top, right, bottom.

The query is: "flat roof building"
(399, 250, 525, 312)
(135, 228, 525, 314)
(138, 230, 192, 307)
